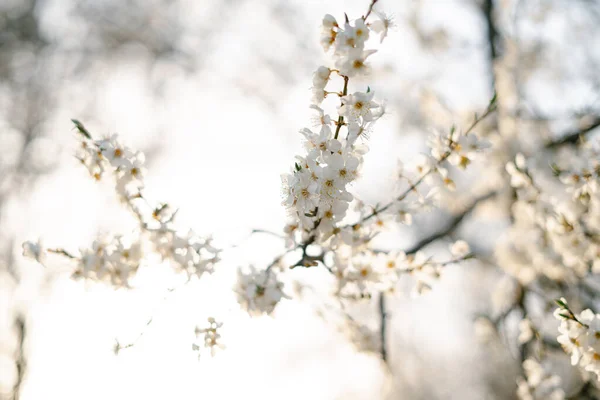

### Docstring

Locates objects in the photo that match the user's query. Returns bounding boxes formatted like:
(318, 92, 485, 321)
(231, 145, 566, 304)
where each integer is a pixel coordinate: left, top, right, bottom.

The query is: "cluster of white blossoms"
(192, 317, 225, 358)
(23, 121, 220, 287)
(424, 126, 492, 191)
(283, 11, 492, 246)
(480, 132, 600, 399)
(234, 265, 287, 316)
(77, 130, 146, 202)
(282, 12, 390, 247)
(555, 299, 600, 380)
(557, 141, 600, 203)
(234, 7, 395, 316)
(332, 240, 472, 298)
(491, 141, 600, 393)
(146, 220, 220, 280)
(516, 358, 565, 400)
(498, 150, 600, 284)
(22, 2, 500, 375)
(264, 4, 495, 320)
(74, 235, 143, 287)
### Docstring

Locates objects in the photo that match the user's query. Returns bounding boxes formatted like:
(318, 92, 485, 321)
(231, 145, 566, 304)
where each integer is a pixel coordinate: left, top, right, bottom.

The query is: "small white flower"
(352, 19, 370, 46)
(518, 319, 535, 344)
(450, 240, 470, 258)
(97, 134, 132, 168)
(320, 15, 338, 51)
(347, 121, 373, 144)
(311, 87, 327, 104)
(22, 240, 45, 264)
(517, 359, 565, 400)
(194, 317, 225, 357)
(370, 11, 394, 43)
(312, 66, 331, 89)
(235, 265, 287, 316)
(338, 91, 379, 122)
(336, 49, 377, 77)
(309, 105, 332, 126)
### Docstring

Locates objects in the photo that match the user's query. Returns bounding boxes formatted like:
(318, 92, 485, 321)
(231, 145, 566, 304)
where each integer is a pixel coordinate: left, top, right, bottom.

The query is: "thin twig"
(482, 0, 498, 62)
(47, 248, 78, 260)
(356, 100, 497, 225)
(363, 0, 379, 20)
(12, 315, 26, 400)
(334, 76, 349, 140)
(403, 191, 497, 255)
(544, 117, 600, 149)
(113, 281, 189, 354)
(378, 292, 387, 364)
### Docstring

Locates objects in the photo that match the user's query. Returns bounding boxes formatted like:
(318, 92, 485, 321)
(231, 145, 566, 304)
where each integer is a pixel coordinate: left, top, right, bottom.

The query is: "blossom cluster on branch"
(193, 317, 225, 358)
(555, 299, 600, 379)
(23, 121, 220, 287)
(488, 126, 600, 396)
(22, 1, 506, 391)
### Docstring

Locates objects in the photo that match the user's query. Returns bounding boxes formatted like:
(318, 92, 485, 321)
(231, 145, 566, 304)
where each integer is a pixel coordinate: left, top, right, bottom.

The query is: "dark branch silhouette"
(544, 117, 600, 149)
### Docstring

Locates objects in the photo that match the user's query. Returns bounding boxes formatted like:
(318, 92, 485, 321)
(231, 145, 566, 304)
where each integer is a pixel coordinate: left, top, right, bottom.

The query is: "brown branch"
(333, 76, 349, 140)
(482, 0, 498, 63)
(12, 315, 26, 400)
(568, 381, 598, 400)
(363, 0, 379, 20)
(403, 191, 497, 255)
(47, 248, 78, 260)
(378, 292, 387, 364)
(371, 192, 495, 357)
(544, 117, 600, 149)
(357, 99, 497, 226)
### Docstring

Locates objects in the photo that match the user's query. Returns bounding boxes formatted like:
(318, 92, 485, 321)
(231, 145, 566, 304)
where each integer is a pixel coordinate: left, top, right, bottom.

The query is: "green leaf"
(489, 91, 497, 106)
(71, 119, 92, 140)
(559, 312, 572, 320)
(550, 163, 561, 176)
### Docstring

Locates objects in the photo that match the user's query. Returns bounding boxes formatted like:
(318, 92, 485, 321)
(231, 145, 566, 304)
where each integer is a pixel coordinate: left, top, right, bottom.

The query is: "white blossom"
(22, 240, 45, 264)
(235, 265, 287, 316)
(370, 11, 394, 43)
(193, 317, 225, 357)
(336, 48, 377, 77)
(517, 359, 565, 400)
(450, 240, 470, 258)
(338, 91, 379, 122)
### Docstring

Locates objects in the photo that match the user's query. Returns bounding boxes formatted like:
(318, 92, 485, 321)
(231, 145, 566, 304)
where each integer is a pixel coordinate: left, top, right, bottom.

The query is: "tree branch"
(357, 100, 497, 227)
(404, 191, 497, 255)
(482, 0, 498, 63)
(378, 291, 387, 364)
(11, 315, 26, 400)
(544, 117, 600, 149)
(372, 192, 495, 369)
